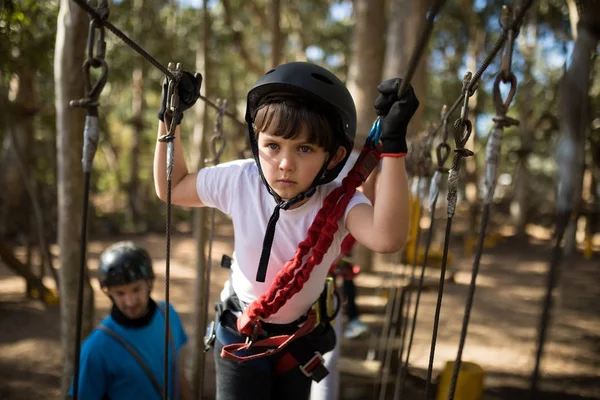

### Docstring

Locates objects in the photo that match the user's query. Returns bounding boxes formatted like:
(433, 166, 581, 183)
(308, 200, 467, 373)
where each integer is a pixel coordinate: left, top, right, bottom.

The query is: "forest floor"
(1, 213, 599, 400)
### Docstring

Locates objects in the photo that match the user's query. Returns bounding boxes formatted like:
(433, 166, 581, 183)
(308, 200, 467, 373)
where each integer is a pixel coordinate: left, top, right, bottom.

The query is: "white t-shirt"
(197, 158, 370, 324)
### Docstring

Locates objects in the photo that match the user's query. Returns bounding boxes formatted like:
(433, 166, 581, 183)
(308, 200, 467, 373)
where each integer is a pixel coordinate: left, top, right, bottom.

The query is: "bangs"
(253, 100, 333, 150)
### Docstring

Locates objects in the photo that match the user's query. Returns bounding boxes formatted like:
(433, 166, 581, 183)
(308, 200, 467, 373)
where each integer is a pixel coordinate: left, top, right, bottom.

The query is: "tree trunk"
(382, 0, 428, 139)
(3, 70, 59, 288)
(561, 1, 599, 255)
(347, 0, 386, 147)
(54, 0, 95, 395)
(222, 0, 264, 75)
(191, 1, 211, 397)
(566, 0, 580, 39)
(288, 0, 309, 62)
(127, 65, 145, 229)
(1, 68, 36, 237)
(127, 0, 147, 231)
(269, 0, 282, 68)
(560, 14, 598, 256)
(383, 0, 428, 263)
(346, 0, 386, 272)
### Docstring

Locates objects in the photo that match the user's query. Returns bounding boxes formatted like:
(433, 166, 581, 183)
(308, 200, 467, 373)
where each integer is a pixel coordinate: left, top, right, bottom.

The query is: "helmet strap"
(249, 122, 339, 283)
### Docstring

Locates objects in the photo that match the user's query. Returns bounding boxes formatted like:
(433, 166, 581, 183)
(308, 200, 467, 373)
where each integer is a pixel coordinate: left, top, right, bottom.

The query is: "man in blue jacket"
(69, 241, 192, 400)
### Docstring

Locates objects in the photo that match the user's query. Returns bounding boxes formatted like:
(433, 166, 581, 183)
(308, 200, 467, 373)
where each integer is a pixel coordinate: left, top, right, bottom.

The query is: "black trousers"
(213, 322, 312, 400)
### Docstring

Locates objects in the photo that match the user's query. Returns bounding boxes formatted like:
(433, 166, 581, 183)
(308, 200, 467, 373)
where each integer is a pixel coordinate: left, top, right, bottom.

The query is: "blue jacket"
(69, 301, 188, 400)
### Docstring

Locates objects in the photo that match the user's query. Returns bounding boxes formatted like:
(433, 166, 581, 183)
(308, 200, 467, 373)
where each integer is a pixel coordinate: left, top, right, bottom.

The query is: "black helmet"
(245, 62, 357, 185)
(98, 242, 154, 288)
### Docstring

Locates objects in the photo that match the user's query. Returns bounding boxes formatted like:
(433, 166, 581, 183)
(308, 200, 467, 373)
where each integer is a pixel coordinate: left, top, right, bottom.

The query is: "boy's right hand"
(157, 71, 203, 126)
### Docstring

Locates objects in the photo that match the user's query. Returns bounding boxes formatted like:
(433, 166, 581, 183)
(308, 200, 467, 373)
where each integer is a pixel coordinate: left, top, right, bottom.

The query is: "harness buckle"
(299, 352, 328, 382)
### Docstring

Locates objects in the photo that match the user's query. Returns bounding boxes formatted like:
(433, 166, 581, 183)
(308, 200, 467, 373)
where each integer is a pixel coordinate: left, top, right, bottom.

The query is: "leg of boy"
(272, 367, 313, 400)
(213, 323, 273, 400)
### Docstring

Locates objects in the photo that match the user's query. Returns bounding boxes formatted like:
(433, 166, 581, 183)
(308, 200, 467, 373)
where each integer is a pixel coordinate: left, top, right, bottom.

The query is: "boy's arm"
(346, 157, 409, 253)
(153, 121, 205, 207)
(346, 78, 418, 254)
(153, 71, 204, 208)
(360, 165, 378, 203)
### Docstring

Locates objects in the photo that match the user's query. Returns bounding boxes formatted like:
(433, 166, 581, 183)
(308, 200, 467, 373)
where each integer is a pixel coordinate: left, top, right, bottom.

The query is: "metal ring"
(452, 118, 472, 149)
(493, 72, 517, 115)
(82, 58, 109, 101)
(436, 142, 451, 167)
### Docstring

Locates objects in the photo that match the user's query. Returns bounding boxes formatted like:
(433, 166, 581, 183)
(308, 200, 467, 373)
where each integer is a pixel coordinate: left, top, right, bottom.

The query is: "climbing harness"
(221, 293, 336, 382)
(69, 2, 109, 398)
(446, 6, 520, 400)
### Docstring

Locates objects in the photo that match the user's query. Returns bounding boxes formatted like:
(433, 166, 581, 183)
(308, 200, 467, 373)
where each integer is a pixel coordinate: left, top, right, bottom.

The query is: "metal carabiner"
(244, 322, 262, 349)
(459, 72, 473, 124)
(86, 18, 106, 68)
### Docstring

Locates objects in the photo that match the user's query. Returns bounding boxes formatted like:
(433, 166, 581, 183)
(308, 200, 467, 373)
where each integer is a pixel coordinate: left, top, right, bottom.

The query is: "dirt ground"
(1, 215, 599, 400)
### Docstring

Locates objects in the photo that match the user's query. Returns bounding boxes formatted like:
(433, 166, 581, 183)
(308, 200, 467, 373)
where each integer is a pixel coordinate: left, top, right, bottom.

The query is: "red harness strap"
(221, 311, 330, 382)
(221, 311, 318, 362)
(237, 144, 381, 338)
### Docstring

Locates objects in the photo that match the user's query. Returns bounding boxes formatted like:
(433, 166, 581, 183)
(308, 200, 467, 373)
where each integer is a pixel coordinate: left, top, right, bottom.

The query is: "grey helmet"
(98, 242, 154, 288)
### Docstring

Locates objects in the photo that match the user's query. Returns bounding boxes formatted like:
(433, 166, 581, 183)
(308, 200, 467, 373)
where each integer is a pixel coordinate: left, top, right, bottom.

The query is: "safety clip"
(244, 322, 261, 349)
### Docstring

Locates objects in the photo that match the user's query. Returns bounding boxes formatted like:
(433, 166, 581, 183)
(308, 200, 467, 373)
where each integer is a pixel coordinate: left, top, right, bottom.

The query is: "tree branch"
(222, 0, 264, 75)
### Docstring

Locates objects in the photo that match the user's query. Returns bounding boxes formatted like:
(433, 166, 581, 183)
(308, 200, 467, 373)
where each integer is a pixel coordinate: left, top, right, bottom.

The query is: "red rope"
(237, 144, 381, 336)
(340, 234, 357, 256)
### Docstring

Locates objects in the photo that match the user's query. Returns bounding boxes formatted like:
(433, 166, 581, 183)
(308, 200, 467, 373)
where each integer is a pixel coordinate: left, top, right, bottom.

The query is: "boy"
(69, 241, 192, 400)
(154, 62, 418, 400)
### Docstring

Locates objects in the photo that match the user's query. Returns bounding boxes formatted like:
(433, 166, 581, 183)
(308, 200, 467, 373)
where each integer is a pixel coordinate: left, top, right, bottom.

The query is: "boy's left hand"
(374, 78, 419, 155)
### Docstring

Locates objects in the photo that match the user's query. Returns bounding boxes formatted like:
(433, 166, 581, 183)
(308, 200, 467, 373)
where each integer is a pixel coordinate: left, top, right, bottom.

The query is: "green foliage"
(0, 0, 587, 237)
(0, 0, 58, 79)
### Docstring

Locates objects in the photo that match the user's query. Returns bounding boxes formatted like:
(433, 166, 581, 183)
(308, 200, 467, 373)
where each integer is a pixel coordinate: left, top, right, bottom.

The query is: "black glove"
(374, 78, 419, 155)
(158, 71, 203, 125)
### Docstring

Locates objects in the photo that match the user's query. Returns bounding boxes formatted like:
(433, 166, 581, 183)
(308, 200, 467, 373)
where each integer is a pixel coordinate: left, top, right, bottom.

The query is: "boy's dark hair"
(253, 98, 335, 151)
